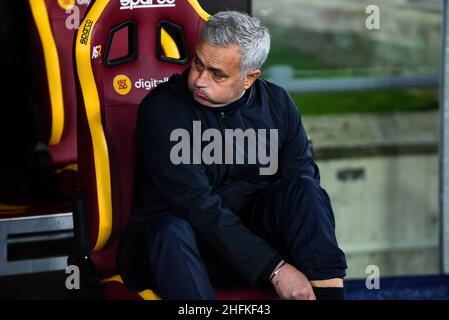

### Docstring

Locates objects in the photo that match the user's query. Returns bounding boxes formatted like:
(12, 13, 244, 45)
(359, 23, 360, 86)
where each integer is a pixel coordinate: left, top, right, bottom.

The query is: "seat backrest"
(75, 0, 209, 273)
(28, 0, 90, 168)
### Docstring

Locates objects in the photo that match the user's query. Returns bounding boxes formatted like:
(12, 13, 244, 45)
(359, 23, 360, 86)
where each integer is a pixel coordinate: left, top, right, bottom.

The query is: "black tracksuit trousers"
(143, 176, 347, 299)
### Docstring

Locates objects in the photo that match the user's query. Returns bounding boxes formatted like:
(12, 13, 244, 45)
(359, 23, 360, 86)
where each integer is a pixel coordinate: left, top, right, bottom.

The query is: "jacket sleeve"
(136, 96, 281, 286)
(278, 90, 320, 182)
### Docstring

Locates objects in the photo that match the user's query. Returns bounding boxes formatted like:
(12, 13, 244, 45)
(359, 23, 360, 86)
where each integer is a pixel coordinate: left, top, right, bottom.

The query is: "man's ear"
(244, 69, 261, 89)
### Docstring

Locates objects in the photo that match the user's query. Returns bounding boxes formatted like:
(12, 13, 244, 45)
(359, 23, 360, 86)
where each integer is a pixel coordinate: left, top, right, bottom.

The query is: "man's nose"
(195, 70, 209, 88)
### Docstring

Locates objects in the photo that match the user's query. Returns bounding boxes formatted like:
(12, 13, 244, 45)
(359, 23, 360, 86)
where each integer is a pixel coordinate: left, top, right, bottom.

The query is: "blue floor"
(345, 275, 449, 300)
(0, 271, 448, 300)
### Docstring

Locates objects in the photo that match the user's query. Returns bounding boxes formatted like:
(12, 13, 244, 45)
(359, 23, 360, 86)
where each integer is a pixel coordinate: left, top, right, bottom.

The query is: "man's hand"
(271, 262, 316, 300)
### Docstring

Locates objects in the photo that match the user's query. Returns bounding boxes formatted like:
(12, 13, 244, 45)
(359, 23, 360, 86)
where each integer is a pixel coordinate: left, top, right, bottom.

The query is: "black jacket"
(117, 68, 320, 289)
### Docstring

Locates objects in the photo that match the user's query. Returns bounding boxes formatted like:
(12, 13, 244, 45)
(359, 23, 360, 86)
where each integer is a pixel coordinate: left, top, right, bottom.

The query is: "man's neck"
(210, 90, 246, 108)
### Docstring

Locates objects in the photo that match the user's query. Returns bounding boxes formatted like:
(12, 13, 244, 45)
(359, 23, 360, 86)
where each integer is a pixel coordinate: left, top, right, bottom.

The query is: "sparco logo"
(80, 20, 93, 45)
(120, 0, 176, 10)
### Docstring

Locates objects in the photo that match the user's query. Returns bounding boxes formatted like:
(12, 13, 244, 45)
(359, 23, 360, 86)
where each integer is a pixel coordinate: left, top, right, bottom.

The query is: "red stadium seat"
(72, 0, 277, 300)
(29, 0, 90, 169)
(0, 0, 92, 277)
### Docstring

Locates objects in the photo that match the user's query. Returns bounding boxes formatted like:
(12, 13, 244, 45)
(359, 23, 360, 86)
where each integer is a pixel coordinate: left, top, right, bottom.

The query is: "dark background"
(0, 0, 251, 201)
(0, 0, 250, 299)
(0, 0, 251, 169)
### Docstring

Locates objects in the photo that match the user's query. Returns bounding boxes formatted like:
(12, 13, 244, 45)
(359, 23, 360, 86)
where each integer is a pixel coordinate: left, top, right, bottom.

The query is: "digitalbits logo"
(58, 0, 75, 10)
(135, 77, 169, 90)
(113, 75, 132, 95)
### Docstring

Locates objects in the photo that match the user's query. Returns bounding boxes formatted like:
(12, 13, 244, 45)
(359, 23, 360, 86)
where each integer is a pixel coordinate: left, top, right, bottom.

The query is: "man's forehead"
(195, 40, 241, 70)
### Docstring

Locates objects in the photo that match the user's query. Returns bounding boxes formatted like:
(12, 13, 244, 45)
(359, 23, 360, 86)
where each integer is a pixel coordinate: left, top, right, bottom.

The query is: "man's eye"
(213, 71, 224, 79)
(193, 58, 202, 67)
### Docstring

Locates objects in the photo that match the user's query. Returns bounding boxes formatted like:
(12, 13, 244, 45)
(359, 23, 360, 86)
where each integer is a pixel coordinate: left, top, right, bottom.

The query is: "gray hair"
(199, 11, 271, 79)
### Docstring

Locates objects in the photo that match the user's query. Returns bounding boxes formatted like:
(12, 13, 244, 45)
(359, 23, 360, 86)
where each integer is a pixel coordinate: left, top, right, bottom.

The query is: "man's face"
(188, 39, 260, 107)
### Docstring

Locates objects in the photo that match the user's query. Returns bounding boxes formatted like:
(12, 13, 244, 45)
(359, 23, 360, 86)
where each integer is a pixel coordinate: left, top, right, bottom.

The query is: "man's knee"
(293, 175, 321, 193)
(274, 176, 334, 223)
(147, 214, 196, 245)
(275, 175, 320, 195)
(274, 176, 323, 207)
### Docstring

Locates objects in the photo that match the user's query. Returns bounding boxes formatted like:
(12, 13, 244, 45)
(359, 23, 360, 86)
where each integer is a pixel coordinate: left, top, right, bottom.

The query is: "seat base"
(101, 276, 278, 300)
(0, 204, 73, 276)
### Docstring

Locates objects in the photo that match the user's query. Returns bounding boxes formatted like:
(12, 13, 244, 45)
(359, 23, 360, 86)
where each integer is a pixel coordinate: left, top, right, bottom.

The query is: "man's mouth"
(192, 89, 208, 100)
